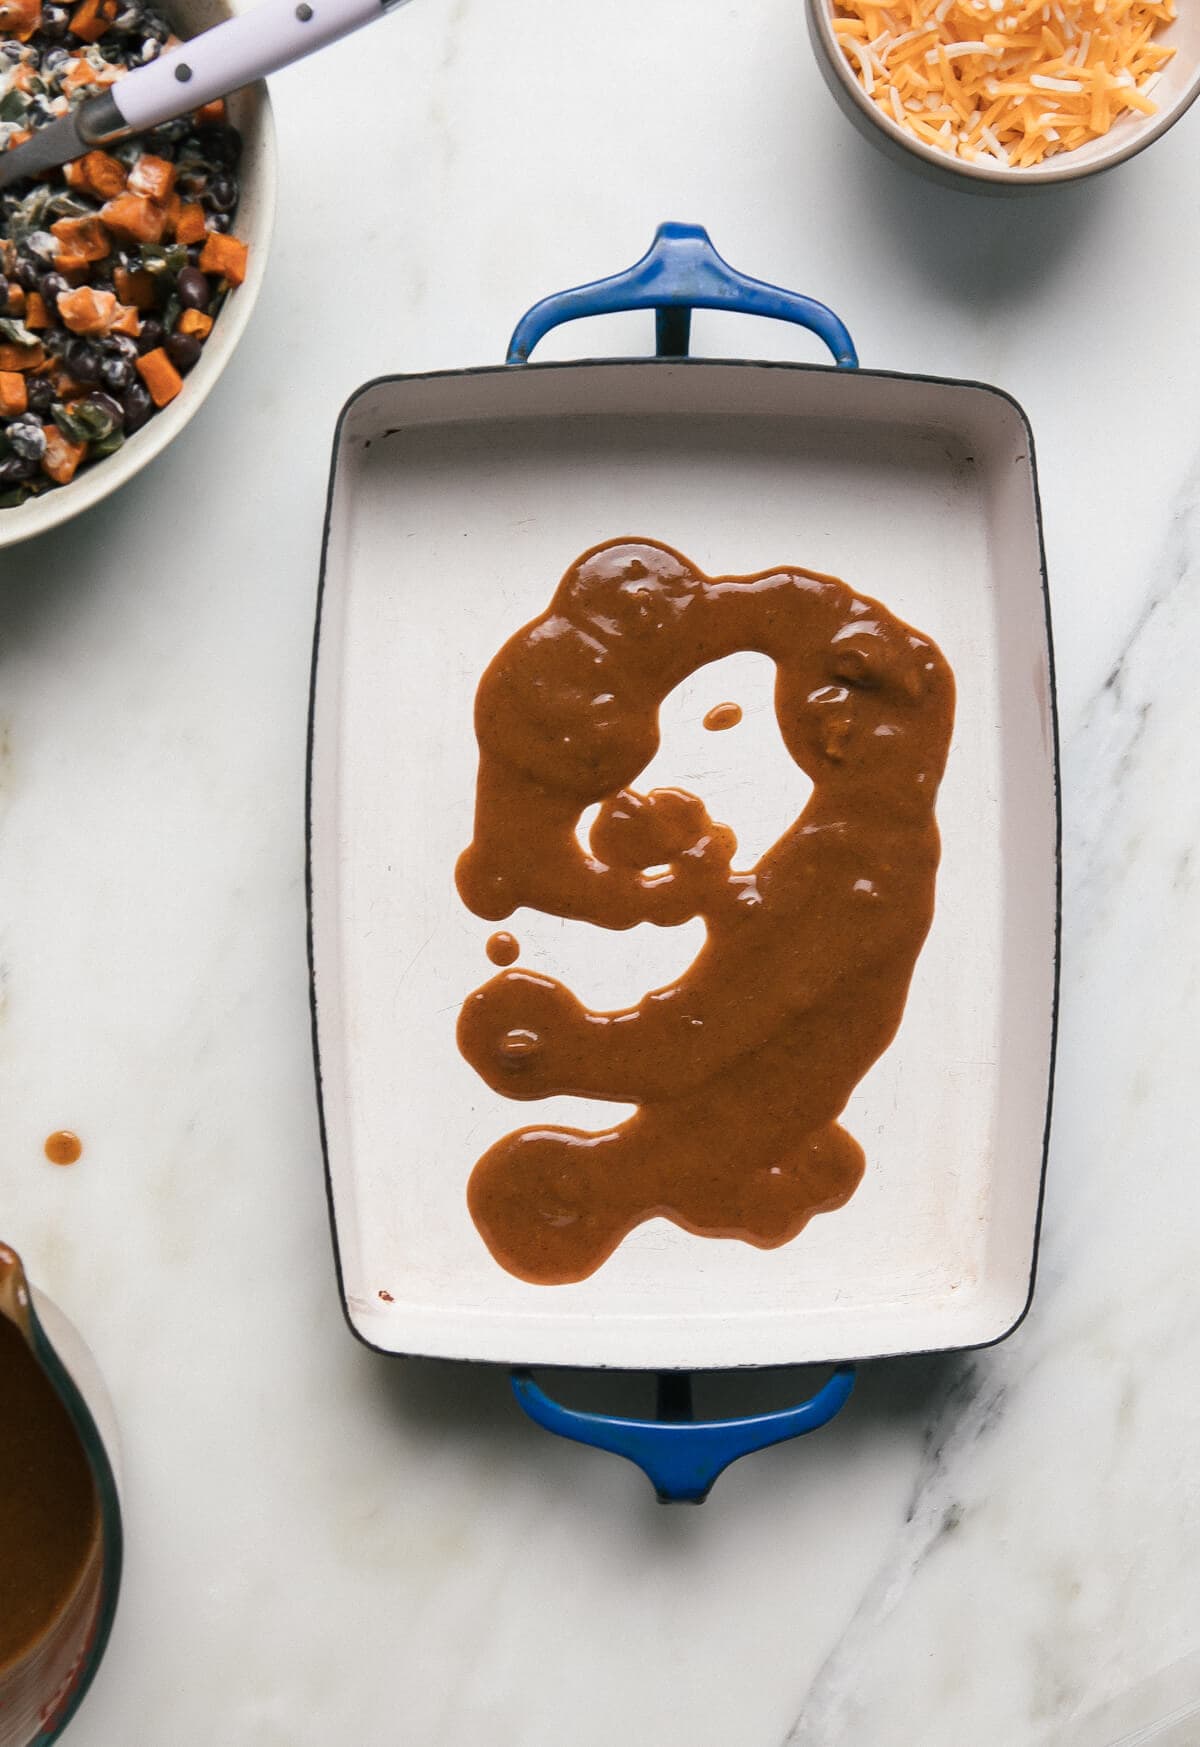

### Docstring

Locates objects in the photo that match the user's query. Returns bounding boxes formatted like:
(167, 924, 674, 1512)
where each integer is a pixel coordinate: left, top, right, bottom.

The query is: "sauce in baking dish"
(456, 539, 955, 1285)
(0, 1272, 100, 1670)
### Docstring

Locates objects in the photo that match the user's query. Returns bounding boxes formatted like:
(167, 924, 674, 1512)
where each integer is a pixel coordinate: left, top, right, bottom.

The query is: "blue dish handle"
(506, 220, 858, 368)
(511, 1366, 856, 1503)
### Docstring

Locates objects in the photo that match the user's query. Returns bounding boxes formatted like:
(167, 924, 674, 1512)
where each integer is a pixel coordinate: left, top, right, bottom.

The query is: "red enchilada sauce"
(456, 539, 955, 1285)
(0, 1293, 100, 1670)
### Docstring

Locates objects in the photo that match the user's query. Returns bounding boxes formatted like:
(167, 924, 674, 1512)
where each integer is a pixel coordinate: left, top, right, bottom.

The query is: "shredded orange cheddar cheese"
(832, 0, 1176, 166)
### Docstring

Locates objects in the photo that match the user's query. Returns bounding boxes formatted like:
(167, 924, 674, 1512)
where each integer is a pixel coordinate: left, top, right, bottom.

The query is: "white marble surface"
(2, 1, 1199, 1742)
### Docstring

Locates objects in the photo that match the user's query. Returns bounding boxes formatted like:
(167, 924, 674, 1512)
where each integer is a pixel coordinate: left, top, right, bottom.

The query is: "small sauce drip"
(455, 539, 955, 1285)
(485, 931, 520, 967)
(703, 701, 743, 731)
(377, 1289, 394, 1303)
(43, 1131, 82, 1167)
(0, 1253, 100, 1671)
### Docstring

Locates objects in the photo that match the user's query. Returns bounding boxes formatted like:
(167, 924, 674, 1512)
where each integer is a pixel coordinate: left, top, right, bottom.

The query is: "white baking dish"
(307, 225, 1058, 1491)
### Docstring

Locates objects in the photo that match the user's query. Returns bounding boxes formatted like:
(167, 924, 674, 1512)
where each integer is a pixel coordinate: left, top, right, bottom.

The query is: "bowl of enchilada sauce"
(0, 1245, 118, 1747)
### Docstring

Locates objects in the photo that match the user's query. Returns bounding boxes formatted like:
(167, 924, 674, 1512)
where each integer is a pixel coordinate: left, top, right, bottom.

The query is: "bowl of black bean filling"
(0, 0, 274, 546)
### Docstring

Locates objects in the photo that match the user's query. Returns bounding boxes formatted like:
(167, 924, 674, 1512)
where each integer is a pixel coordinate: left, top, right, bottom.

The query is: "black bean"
(0, 454, 38, 484)
(176, 168, 207, 198)
(41, 6, 69, 38)
(139, 36, 160, 60)
(22, 45, 42, 69)
(99, 354, 134, 391)
(176, 266, 210, 310)
(136, 318, 163, 354)
(86, 390, 125, 430)
(203, 175, 237, 214)
(205, 212, 230, 234)
(26, 377, 55, 415)
(91, 275, 115, 298)
(120, 380, 152, 432)
(14, 256, 40, 292)
(39, 270, 69, 303)
(63, 338, 101, 383)
(6, 419, 47, 461)
(196, 122, 241, 167)
(103, 331, 139, 362)
(165, 331, 201, 373)
(1, 40, 23, 61)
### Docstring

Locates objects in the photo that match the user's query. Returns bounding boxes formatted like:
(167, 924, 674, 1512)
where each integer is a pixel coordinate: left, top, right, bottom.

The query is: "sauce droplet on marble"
(702, 701, 743, 731)
(43, 1131, 82, 1167)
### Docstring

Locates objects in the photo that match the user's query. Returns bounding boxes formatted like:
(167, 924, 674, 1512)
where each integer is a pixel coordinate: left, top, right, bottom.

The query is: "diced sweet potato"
(0, 371, 27, 416)
(136, 346, 182, 407)
(0, 342, 44, 371)
(174, 204, 207, 246)
(24, 290, 49, 329)
(62, 59, 99, 93)
(198, 232, 248, 287)
(99, 194, 166, 244)
(50, 214, 111, 263)
(127, 154, 175, 201)
(57, 286, 119, 335)
(41, 424, 87, 485)
(69, 0, 118, 41)
(194, 97, 225, 124)
(176, 308, 212, 339)
(5, 282, 25, 317)
(70, 149, 127, 199)
(0, 0, 41, 42)
(159, 192, 182, 236)
(113, 267, 156, 310)
(110, 303, 140, 337)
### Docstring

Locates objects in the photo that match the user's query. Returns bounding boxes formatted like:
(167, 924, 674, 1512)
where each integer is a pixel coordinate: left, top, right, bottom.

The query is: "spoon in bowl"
(0, 0, 412, 190)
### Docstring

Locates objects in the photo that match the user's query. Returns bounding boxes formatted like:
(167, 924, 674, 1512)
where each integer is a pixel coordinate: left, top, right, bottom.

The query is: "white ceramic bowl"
(806, 0, 1200, 191)
(0, 0, 276, 549)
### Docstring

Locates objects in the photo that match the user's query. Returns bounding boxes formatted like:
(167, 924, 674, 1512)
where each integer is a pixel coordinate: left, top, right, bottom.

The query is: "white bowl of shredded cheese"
(808, 0, 1200, 187)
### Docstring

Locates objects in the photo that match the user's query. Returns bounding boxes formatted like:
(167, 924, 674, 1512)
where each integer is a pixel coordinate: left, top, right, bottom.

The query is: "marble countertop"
(3, 1, 1200, 1742)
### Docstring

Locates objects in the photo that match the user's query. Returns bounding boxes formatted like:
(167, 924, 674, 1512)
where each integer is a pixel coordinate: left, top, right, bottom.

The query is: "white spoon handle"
(109, 0, 409, 133)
